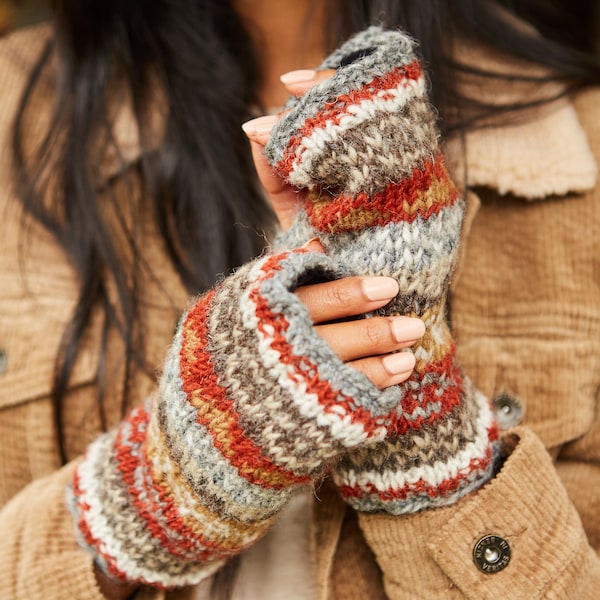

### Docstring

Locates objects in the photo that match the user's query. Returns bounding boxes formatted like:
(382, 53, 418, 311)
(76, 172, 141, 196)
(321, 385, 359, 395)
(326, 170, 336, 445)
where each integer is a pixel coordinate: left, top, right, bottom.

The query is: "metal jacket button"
(473, 534, 511, 574)
(492, 392, 523, 429)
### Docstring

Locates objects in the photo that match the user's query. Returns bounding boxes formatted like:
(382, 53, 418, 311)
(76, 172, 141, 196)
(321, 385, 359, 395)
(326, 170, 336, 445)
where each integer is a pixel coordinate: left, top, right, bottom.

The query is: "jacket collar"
(444, 41, 597, 199)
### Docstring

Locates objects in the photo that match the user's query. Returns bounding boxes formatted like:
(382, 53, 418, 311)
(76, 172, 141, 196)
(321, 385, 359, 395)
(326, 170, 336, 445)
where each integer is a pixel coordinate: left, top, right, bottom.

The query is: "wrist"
(94, 563, 139, 600)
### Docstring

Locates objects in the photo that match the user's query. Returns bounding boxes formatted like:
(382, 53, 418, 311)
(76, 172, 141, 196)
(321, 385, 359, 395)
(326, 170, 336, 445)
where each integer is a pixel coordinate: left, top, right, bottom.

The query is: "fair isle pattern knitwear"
(265, 27, 500, 514)
(67, 246, 406, 588)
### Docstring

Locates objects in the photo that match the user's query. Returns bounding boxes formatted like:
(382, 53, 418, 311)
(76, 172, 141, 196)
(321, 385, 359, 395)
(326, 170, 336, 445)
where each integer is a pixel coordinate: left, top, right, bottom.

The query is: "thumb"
(242, 116, 302, 231)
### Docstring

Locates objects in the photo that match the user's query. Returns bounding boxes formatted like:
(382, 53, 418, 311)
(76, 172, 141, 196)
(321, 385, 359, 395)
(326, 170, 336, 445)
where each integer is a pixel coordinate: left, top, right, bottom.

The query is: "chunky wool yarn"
(68, 27, 500, 588)
(265, 26, 500, 514)
(68, 245, 408, 587)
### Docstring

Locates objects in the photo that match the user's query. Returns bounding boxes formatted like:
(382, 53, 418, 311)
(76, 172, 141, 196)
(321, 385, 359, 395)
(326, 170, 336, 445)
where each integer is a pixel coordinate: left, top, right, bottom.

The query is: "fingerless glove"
(265, 26, 500, 515)
(68, 248, 402, 587)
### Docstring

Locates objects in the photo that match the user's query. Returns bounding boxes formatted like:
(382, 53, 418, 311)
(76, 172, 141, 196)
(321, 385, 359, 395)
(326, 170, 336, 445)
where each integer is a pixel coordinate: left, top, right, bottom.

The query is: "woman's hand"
(242, 70, 425, 389)
(242, 69, 335, 230)
(296, 264, 425, 389)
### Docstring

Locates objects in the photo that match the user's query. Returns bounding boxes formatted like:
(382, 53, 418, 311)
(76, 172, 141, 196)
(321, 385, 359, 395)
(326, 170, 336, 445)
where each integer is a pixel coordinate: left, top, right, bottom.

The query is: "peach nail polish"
(361, 277, 399, 302)
(280, 69, 317, 84)
(391, 317, 426, 343)
(382, 352, 415, 375)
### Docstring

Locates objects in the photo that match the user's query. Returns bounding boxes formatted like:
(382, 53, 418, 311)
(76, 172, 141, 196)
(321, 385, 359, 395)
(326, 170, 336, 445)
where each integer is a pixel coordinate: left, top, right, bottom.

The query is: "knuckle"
(324, 283, 354, 310)
(363, 319, 385, 348)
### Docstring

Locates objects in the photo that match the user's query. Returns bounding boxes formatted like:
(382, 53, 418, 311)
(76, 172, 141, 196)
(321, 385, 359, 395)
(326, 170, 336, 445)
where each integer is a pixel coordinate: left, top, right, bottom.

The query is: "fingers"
(315, 316, 426, 362)
(243, 117, 303, 230)
(295, 276, 400, 322)
(242, 115, 279, 146)
(246, 136, 302, 230)
(279, 68, 336, 96)
(295, 275, 425, 389)
(316, 316, 424, 389)
(349, 351, 417, 389)
(242, 68, 336, 230)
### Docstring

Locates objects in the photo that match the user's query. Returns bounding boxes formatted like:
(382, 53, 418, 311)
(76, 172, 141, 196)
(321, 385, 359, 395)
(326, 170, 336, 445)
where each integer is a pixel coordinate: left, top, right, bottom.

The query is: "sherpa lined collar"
(444, 39, 597, 200)
(445, 97, 597, 200)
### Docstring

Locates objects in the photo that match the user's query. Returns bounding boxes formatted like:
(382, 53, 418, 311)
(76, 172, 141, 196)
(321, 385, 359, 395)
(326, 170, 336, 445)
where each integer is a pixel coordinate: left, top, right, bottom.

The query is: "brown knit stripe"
(347, 382, 486, 476)
(179, 293, 309, 488)
(145, 407, 275, 548)
(206, 279, 352, 471)
(306, 98, 438, 195)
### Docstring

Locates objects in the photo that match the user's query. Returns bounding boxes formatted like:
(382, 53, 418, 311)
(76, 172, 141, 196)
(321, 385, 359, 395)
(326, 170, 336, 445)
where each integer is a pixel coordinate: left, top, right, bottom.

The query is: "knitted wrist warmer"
(67, 248, 403, 588)
(265, 27, 500, 514)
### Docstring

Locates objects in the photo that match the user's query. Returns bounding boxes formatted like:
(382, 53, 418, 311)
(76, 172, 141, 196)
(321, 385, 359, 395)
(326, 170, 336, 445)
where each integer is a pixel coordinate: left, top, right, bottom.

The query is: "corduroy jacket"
(0, 24, 599, 600)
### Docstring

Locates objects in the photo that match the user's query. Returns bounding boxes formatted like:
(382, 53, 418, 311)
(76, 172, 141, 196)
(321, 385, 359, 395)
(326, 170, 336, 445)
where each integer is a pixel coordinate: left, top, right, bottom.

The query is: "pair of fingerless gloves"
(68, 27, 499, 588)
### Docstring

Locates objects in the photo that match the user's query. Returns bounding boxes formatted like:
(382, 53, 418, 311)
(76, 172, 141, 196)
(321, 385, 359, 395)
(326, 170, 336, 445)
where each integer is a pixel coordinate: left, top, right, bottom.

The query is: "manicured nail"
(280, 69, 317, 84)
(361, 277, 399, 302)
(382, 352, 415, 375)
(302, 238, 324, 252)
(241, 115, 279, 136)
(391, 317, 426, 343)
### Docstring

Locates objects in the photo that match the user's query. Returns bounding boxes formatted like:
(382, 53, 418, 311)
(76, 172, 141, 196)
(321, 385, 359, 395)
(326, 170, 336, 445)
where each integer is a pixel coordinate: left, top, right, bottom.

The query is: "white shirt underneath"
(193, 487, 317, 600)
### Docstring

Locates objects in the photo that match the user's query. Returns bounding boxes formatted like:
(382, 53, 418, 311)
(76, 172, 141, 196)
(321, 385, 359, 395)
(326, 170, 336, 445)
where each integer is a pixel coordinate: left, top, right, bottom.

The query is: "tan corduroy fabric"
(1, 23, 600, 600)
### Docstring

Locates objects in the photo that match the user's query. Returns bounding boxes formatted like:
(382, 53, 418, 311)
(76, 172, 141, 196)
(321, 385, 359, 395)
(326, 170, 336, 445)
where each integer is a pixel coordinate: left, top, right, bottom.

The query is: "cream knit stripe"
(158, 321, 292, 521)
(334, 392, 497, 514)
(283, 78, 431, 191)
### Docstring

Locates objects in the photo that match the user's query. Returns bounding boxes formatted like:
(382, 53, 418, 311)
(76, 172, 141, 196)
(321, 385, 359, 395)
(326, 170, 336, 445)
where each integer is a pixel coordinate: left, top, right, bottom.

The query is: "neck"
(233, 0, 327, 109)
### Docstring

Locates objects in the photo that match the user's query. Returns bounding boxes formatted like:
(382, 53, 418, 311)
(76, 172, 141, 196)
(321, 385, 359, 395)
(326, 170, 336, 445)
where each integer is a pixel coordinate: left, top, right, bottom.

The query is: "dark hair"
(13, 0, 273, 461)
(10, 0, 600, 596)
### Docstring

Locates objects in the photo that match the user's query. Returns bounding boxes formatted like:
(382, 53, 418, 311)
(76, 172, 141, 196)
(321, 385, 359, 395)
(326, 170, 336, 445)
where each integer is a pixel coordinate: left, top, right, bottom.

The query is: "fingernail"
(361, 277, 399, 302)
(382, 352, 415, 375)
(302, 237, 324, 251)
(280, 69, 317, 84)
(391, 317, 426, 343)
(241, 115, 279, 136)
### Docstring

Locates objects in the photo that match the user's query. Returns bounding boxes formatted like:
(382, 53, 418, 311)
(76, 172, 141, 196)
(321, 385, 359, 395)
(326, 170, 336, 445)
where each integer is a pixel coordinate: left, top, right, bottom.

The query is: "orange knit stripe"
(391, 346, 463, 436)
(305, 154, 459, 233)
(180, 288, 310, 488)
